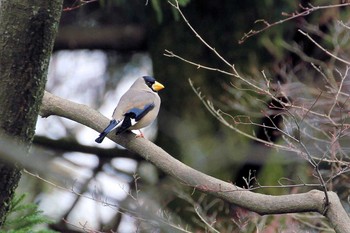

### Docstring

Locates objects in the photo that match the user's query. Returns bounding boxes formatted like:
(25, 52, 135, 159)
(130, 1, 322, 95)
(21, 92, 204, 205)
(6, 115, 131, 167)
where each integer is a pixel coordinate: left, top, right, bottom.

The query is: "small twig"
(23, 169, 141, 216)
(63, 0, 98, 11)
(194, 206, 220, 233)
(189, 79, 304, 154)
(300, 91, 324, 125)
(338, 20, 350, 30)
(239, 2, 350, 43)
(299, 141, 330, 211)
(298, 29, 350, 66)
(167, 0, 233, 69)
(164, 50, 234, 76)
(328, 66, 349, 116)
(167, 1, 277, 99)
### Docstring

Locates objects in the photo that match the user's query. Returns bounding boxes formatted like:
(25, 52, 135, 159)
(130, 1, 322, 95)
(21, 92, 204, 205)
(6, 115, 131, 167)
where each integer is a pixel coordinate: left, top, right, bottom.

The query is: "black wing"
(95, 119, 119, 143)
(116, 103, 155, 134)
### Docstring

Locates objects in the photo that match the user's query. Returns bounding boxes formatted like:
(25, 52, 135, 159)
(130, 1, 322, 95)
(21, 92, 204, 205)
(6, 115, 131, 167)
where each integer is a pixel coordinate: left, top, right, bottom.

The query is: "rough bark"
(0, 0, 63, 226)
(39, 91, 350, 233)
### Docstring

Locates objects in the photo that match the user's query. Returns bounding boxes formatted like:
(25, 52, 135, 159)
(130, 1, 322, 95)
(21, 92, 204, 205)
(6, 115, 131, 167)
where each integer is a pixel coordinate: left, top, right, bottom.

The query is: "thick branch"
(40, 91, 350, 233)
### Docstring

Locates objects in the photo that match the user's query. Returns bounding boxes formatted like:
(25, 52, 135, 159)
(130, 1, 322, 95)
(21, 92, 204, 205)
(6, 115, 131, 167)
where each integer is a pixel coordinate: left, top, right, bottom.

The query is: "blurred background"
(12, 0, 350, 232)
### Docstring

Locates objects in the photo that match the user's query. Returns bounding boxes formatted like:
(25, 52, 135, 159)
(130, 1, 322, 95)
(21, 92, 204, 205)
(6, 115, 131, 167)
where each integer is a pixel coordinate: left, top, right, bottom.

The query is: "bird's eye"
(147, 81, 153, 87)
(143, 76, 155, 88)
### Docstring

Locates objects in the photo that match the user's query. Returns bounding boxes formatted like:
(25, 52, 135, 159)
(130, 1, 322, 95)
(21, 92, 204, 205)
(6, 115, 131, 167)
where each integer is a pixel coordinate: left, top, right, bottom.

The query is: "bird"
(95, 76, 164, 143)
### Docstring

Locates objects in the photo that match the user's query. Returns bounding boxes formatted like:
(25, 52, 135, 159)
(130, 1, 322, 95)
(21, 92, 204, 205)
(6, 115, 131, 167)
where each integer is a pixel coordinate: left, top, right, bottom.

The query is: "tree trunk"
(0, 0, 63, 226)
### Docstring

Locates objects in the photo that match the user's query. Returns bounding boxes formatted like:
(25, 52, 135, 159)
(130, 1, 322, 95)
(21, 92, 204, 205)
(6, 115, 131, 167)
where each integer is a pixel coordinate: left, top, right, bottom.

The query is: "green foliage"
(1, 194, 57, 233)
(150, 0, 162, 22)
(97, 0, 191, 22)
(257, 154, 286, 195)
(151, 0, 191, 22)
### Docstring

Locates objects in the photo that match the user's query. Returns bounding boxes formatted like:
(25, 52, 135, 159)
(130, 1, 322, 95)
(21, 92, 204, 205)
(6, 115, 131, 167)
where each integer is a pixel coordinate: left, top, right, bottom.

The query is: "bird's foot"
(135, 130, 144, 138)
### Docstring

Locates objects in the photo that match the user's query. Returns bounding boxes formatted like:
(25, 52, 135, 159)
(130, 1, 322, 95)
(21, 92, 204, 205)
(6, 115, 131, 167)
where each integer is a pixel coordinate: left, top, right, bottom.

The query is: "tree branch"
(39, 91, 350, 233)
(33, 135, 141, 161)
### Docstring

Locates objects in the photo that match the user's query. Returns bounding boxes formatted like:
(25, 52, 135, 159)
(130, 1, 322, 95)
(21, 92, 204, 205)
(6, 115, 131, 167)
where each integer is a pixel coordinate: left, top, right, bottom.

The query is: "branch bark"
(40, 91, 350, 233)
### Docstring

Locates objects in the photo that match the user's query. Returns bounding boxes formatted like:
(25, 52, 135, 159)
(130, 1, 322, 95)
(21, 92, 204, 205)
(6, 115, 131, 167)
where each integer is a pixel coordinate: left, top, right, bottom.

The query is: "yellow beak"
(152, 81, 165, 91)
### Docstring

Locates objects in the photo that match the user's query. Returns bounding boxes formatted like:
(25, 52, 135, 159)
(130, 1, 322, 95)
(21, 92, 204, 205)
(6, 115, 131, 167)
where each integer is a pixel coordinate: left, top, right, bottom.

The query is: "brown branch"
(39, 91, 350, 233)
(298, 29, 350, 66)
(167, 1, 235, 70)
(63, 0, 98, 12)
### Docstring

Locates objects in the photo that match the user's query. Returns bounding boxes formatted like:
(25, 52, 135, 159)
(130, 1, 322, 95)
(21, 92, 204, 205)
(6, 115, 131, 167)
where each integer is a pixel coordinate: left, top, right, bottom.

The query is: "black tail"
(116, 113, 135, 135)
(95, 119, 119, 143)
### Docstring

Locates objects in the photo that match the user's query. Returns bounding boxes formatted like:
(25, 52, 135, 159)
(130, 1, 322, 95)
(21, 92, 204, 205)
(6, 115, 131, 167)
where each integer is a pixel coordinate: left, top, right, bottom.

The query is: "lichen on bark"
(0, 0, 63, 226)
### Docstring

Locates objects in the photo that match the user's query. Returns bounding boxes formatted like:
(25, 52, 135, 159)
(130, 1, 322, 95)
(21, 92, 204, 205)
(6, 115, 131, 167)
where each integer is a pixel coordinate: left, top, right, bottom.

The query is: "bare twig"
(63, 0, 98, 11)
(298, 29, 350, 66)
(167, 1, 233, 69)
(164, 50, 234, 76)
(194, 207, 220, 233)
(239, 2, 350, 43)
(328, 66, 350, 116)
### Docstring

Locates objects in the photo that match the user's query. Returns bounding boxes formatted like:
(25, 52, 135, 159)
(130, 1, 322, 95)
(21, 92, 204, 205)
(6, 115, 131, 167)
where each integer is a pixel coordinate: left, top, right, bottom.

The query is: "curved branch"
(39, 91, 350, 233)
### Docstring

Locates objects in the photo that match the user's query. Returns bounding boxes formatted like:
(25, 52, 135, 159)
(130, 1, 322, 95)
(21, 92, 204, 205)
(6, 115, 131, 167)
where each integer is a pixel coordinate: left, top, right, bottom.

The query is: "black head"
(142, 76, 164, 92)
(143, 76, 156, 89)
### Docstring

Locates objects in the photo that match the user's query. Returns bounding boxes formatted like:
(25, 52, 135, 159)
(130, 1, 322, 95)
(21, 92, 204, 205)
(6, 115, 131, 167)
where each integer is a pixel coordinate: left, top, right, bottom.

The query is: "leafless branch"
(164, 50, 234, 76)
(168, 0, 233, 69)
(63, 0, 98, 11)
(38, 91, 350, 233)
(239, 2, 350, 43)
(298, 29, 350, 66)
